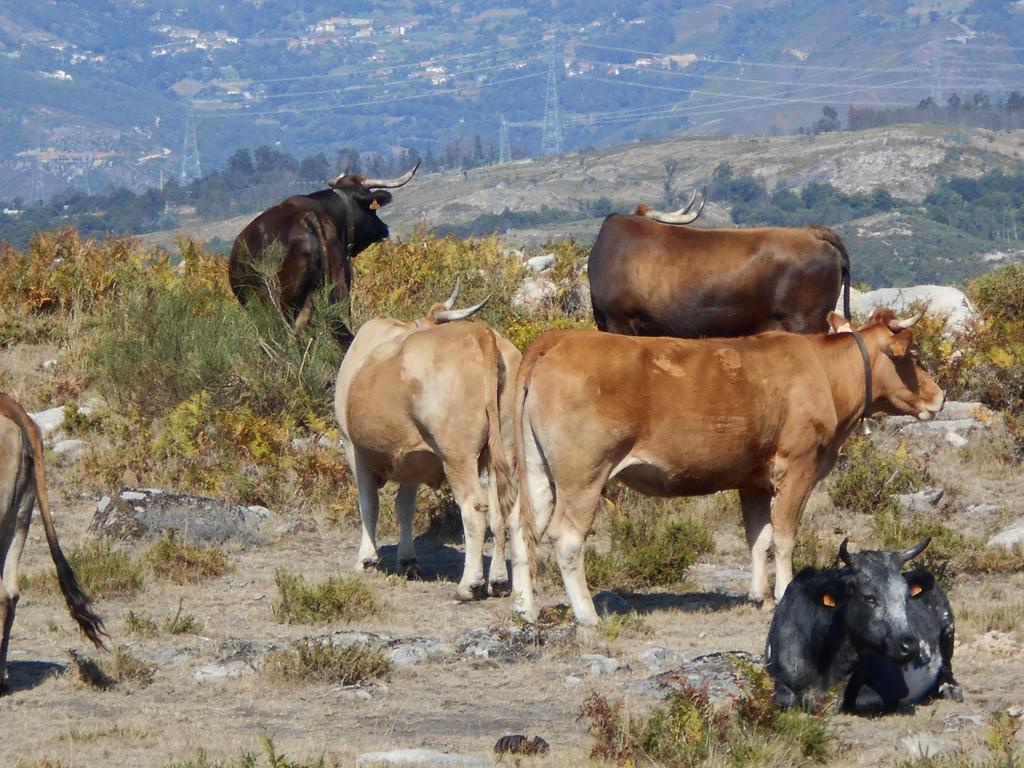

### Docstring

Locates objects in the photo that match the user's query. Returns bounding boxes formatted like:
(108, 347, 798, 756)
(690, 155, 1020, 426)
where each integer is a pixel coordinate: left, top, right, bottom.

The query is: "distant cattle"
(229, 161, 419, 342)
(588, 195, 851, 338)
(766, 538, 962, 714)
(508, 309, 944, 626)
(334, 285, 520, 600)
(1, 393, 107, 691)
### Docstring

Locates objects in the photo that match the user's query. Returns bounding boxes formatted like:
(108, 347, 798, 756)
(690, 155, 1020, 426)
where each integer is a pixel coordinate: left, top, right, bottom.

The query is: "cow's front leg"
(395, 483, 419, 579)
(447, 464, 488, 601)
(740, 487, 774, 606)
(770, 467, 816, 601)
(353, 454, 381, 571)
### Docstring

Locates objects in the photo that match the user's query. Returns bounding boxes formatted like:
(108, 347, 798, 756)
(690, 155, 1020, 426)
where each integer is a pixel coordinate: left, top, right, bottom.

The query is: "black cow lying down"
(765, 538, 962, 715)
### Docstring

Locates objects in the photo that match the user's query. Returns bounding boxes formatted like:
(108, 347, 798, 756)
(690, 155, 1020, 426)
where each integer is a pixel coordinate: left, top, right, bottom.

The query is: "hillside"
(142, 123, 1024, 287)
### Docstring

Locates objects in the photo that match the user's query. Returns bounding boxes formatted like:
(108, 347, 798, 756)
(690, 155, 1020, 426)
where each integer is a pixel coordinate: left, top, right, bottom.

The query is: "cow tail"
(0, 395, 107, 650)
(814, 227, 851, 321)
(512, 341, 545, 583)
(479, 328, 516, 536)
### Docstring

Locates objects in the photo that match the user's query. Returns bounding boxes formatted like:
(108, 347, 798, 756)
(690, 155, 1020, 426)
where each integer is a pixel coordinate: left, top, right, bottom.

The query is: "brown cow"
(334, 285, 520, 600)
(588, 211, 851, 338)
(1, 394, 107, 690)
(229, 161, 419, 341)
(507, 309, 943, 626)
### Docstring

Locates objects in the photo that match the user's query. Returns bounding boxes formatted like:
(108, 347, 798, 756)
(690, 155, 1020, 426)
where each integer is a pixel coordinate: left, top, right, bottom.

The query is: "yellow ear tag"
(369, 199, 382, 210)
(821, 593, 836, 608)
(909, 583, 923, 597)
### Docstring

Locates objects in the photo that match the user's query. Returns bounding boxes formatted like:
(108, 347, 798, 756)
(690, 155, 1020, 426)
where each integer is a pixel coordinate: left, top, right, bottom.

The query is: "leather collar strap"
(851, 331, 872, 421)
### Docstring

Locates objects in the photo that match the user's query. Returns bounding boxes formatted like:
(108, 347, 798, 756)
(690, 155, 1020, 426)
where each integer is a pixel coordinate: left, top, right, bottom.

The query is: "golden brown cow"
(507, 309, 943, 625)
(588, 215, 851, 338)
(334, 285, 520, 600)
(1, 394, 107, 690)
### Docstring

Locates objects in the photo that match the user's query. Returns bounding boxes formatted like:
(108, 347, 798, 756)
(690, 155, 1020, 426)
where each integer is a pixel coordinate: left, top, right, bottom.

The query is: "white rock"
(580, 653, 622, 676)
(525, 254, 555, 273)
(899, 733, 959, 759)
(28, 405, 81, 440)
(194, 660, 254, 682)
(945, 432, 969, 448)
(988, 517, 1024, 550)
(511, 277, 557, 311)
(53, 439, 87, 458)
(119, 491, 147, 501)
(42, 359, 58, 370)
(839, 285, 978, 331)
(354, 749, 492, 768)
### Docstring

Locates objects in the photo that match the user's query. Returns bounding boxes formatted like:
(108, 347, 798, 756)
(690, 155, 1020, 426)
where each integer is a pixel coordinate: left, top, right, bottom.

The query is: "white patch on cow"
(901, 641, 942, 703)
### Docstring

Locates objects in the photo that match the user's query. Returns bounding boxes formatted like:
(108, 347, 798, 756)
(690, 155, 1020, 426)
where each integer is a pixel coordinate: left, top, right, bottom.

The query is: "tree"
(663, 158, 678, 208)
(814, 105, 840, 133)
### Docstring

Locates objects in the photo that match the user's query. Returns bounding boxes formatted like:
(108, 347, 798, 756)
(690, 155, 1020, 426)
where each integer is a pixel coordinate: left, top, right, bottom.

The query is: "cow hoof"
(360, 558, 379, 571)
(399, 559, 420, 580)
(489, 580, 512, 598)
(456, 582, 488, 602)
(939, 682, 964, 703)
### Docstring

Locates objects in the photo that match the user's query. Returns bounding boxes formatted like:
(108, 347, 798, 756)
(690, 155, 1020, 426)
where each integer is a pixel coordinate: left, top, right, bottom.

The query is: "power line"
(180, 102, 201, 184)
(498, 115, 511, 163)
(540, 49, 563, 155)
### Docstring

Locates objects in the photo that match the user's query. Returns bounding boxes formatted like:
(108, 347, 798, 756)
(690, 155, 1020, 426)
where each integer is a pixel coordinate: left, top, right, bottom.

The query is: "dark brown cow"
(228, 161, 419, 341)
(588, 205, 851, 338)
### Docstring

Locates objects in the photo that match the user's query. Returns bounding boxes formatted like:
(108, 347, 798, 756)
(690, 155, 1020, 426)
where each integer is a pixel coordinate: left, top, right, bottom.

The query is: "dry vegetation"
(1, 229, 1023, 766)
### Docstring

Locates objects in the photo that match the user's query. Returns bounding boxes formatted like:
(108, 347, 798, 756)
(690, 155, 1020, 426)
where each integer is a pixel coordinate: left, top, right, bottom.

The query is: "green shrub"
(829, 436, 923, 516)
(585, 513, 715, 590)
(145, 531, 232, 584)
(124, 610, 159, 637)
(39, 540, 145, 599)
(261, 640, 391, 687)
(273, 570, 379, 624)
(164, 737, 333, 768)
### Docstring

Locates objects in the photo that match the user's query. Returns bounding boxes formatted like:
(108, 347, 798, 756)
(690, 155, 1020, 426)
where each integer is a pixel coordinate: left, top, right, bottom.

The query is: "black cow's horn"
(435, 294, 490, 324)
(838, 537, 853, 567)
(362, 159, 421, 190)
(641, 187, 707, 225)
(899, 537, 931, 564)
(888, 305, 928, 331)
(442, 280, 461, 311)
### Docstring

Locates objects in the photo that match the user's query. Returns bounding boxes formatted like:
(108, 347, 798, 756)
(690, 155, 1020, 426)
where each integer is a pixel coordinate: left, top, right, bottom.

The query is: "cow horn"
(442, 280, 461, 310)
(434, 294, 490, 324)
(838, 538, 853, 567)
(641, 187, 707, 225)
(888, 305, 928, 331)
(361, 159, 421, 190)
(680, 187, 699, 214)
(899, 537, 931, 564)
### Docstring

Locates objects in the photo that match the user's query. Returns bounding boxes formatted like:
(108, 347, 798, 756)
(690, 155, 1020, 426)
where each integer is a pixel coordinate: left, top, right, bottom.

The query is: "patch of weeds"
(65, 540, 145, 598)
(164, 736, 334, 768)
(67, 648, 115, 690)
(602, 612, 652, 642)
(145, 530, 232, 584)
(109, 646, 157, 688)
(894, 710, 1022, 767)
(793, 523, 841, 573)
(578, 659, 834, 767)
(124, 610, 159, 637)
(829, 436, 924, 516)
(966, 544, 1024, 574)
(273, 569, 379, 624)
(585, 514, 715, 590)
(163, 598, 202, 635)
(15, 761, 71, 768)
(957, 600, 1024, 641)
(261, 640, 391, 687)
(61, 403, 106, 436)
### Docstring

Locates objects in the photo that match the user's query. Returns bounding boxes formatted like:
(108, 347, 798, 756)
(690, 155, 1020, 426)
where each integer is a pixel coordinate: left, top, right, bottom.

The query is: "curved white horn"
(641, 187, 707, 225)
(361, 159, 421, 190)
(435, 295, 490, 324)
(680, 187, 699, 214)
(442, 279, 461, 311)
(888, 307, 926, 331)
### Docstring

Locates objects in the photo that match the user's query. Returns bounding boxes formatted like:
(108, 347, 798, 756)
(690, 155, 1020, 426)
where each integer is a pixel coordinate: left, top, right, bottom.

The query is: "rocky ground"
(3, 386, 1024, 767)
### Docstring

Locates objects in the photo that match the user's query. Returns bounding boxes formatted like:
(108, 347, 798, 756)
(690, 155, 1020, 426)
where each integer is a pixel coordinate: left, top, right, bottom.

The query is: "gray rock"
(634, 651, 760, 705)
(897, 488, 944, 516)
(90, 488, 271, 545)
(276, 521, 300, 535)
(525, 254, 555, 273)
(53, 439, 87, 459)
(899, 733, 959, 759)
(194, 659, 255, 682)
(30, 405, 90, 441)
(511, 277, 557, 311)
(967, 503, 1001, 517)
(988, 517, 1024, 550)
(639, 646, 687, 673)
(387, 637, 454, 666)
(946, 432, 969, 448)
(943, 713, 985, 732)
(581, 653, 622, 676)
(454, 623, 574, 663)
(354, 749, 492, 768)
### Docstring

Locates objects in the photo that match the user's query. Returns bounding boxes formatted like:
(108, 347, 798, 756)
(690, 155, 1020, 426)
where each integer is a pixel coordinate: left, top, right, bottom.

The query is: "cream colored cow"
(335, 285, 520, 600)
(1, 393, 107, 690)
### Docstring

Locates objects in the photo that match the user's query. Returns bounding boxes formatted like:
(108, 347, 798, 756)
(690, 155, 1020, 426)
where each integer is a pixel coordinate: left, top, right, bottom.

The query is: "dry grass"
(273, 570, 380, 624)
(25, 539, 145, 599)
(260, 640, 391, 687)
(145, 531, 232, 584)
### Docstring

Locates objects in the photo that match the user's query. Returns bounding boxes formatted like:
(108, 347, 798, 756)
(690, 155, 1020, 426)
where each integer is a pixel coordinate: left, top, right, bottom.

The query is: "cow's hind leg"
(395, 483, 419, 579)
(446, 462, 489, 602)
(740, 487, 774, 606)
(485, 467, 510, 597)
(353, 454, 382, 571)
(549, 486, 603, 627)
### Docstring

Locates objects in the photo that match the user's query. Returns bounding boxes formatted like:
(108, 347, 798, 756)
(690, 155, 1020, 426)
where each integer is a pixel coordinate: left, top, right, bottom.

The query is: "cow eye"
(863, 594, 878, 606)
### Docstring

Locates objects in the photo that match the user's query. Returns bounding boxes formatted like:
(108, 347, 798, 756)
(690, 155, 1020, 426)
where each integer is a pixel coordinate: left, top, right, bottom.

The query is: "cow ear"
(886, 329, 913, 357)
(827, 312, 851, 334)
(908, 582, 924, 598)
(821, 591, 837, 608)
